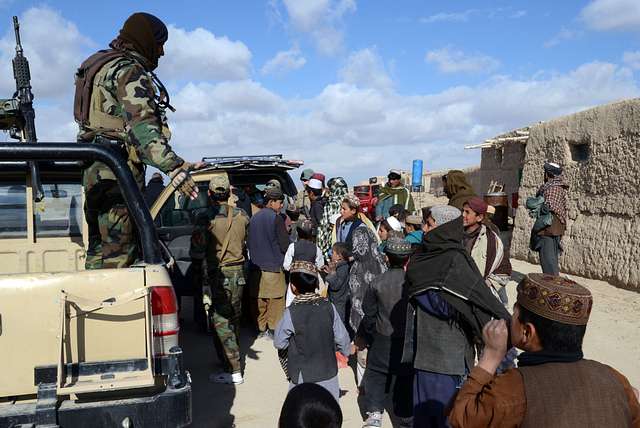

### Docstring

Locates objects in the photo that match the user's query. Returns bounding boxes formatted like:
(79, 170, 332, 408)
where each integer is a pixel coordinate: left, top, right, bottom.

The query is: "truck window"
(35, 182, 83, 238)
(158, 184, 209, 227)
(354, 185, 370, 198)
(0, 183, 27, 238)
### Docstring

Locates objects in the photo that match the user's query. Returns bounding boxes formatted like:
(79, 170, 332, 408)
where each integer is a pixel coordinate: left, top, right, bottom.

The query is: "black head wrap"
(543, 161, 563, 177)
(111, 12, 168, 70)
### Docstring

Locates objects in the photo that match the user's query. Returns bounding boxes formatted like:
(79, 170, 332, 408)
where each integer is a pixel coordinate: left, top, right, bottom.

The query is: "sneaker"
(363, 411, 383, 428)
(210, 372, 244, 385)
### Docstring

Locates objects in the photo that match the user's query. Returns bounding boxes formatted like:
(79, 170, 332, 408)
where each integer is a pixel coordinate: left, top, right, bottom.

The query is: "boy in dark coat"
(359, 237, 414, 428)
(324, 242, 351, 329)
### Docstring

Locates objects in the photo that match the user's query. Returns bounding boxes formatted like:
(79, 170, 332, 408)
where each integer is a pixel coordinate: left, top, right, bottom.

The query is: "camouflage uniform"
(79, 50, 184, 269)
(191, 176, 249, 374)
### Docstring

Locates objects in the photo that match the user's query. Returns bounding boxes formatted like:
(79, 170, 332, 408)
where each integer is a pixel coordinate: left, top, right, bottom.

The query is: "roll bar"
(0, 143, 162, 264)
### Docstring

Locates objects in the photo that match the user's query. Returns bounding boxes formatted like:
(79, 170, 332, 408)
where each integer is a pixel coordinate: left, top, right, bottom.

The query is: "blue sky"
(1, 0, 639, 185)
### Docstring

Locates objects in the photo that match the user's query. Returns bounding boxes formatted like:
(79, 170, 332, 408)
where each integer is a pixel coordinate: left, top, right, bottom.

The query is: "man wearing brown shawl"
(443, 170, 476, 210)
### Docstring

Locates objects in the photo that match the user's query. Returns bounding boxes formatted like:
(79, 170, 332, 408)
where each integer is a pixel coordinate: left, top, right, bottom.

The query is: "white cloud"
(159, 25, 252, 81)
(160, 60, 638, 184)
(420, 10, 475, 24)
(2, 9, 638, 185)
(420, 8, 527, 24)
(261, 46, 306, 75)
(338, 48, 393, 91)
(280, 0, 356, 55)
(0, 6, 92, 99)
(580, 0, 640, 31)
(544, 28, 582, 48)
(426, 47, 500, 74)
(623, 51, 640, 70)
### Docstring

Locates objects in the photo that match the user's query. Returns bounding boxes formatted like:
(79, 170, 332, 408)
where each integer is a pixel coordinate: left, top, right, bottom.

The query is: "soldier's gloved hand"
(169, 162, 201, 200)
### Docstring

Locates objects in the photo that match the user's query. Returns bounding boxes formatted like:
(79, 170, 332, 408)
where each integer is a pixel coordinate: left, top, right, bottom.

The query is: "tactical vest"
(74, 49, 127, 135)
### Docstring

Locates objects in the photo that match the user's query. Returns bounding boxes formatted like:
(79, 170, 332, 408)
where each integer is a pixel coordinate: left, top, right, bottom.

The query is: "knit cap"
(430, 205, 461, 225)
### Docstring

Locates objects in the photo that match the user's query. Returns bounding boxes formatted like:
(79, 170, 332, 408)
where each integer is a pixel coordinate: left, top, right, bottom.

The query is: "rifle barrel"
(12, 16, 22, 51)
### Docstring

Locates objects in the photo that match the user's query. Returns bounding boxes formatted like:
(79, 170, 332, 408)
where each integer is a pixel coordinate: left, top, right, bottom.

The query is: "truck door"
(0, 170, 154, 398)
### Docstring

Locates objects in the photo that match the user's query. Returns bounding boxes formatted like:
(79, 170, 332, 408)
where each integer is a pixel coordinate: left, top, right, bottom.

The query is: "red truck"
(353, 182, 381, 220)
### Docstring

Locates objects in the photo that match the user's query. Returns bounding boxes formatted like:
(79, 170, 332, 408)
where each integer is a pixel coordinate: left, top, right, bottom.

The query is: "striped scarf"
(318, 178, 349, 258)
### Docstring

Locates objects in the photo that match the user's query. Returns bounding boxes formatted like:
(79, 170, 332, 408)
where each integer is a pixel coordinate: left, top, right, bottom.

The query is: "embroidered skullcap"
(386, 216, 403, 232)
(543, 161, 563, 177)
(343, 194, 361, 209)
(466, 196, 488, 215)
(517, 273, 593, 326)
(385, 237, 413, 255)
(300, 168, 314, 181)
(307, 178, 323, 190)
(430, 205, 461, 225)
(296, 218, 314, 235)
(290, 260, 317, 276)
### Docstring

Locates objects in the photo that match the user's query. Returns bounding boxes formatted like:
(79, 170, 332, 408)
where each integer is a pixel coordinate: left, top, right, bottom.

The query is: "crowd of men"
(76, 12, 638, 428)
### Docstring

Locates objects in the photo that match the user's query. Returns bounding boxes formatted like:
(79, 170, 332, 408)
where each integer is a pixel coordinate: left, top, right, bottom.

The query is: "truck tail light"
(151, 286, 179, 356)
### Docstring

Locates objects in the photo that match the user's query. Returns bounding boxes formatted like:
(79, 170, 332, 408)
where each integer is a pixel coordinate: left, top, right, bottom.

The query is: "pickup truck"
(147, 154, 301, 330)
(0, 143, 191, 427)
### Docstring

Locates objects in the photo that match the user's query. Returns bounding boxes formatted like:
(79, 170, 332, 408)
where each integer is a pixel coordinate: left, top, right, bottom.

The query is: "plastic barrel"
(484, 192, 509, 231)
(412, 160, 423, 191)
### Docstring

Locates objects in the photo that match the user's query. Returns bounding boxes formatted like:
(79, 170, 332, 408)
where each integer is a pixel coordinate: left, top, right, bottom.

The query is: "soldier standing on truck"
(191, 175, 249, 385)
(74, 12, 201, 269)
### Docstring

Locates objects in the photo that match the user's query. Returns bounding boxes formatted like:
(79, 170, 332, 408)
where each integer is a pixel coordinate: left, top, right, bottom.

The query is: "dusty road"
(179, 259, 640, 428)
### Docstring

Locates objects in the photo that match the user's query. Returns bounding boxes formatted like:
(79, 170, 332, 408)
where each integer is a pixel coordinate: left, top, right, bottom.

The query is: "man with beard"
(531, 162, 569, 275)
(375, 170, 415, 221)
(462, 196, 512, 305)
(75, 13, 201, 269)
(402, 205, 510, 427)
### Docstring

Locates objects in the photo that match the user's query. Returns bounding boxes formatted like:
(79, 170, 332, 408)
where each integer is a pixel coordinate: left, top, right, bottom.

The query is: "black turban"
(113, 12, 168, 70)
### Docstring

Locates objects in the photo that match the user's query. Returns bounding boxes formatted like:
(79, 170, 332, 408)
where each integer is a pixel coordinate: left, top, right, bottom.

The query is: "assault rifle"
(4, 16, 44, 201)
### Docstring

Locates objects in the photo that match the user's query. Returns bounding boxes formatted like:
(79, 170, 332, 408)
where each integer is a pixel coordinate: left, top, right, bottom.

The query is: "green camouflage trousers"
(210, 265, 245, 373)
(84, 177, 138, 269)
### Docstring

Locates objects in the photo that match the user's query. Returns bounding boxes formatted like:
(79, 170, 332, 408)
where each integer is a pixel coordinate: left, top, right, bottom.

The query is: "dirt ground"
(180, 259, 640, 428)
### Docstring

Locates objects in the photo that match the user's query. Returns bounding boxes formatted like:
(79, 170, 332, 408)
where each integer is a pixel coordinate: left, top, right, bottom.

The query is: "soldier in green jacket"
(191, 175, 250, 385)
(74, 12, 200, 269)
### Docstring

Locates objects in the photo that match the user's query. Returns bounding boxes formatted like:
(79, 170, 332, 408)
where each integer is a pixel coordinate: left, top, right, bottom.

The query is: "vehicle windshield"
(354, 186, 370, 197)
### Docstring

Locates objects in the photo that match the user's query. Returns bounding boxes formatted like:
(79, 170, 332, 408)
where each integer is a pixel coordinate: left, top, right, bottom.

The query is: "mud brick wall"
(511, 98, 640, 289)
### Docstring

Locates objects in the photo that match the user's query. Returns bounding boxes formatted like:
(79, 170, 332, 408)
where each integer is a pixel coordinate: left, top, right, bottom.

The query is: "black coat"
(405, 216, 510, 343)
(325, 261, 350, 329)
